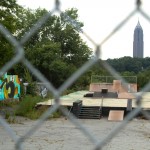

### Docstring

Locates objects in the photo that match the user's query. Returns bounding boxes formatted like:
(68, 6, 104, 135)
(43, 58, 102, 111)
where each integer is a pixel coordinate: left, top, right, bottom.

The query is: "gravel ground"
(0, 117, 150, 150)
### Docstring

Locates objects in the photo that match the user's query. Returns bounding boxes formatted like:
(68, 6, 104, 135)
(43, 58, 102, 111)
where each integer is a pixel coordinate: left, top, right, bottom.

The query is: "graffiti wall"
(0, 73, 20, 100)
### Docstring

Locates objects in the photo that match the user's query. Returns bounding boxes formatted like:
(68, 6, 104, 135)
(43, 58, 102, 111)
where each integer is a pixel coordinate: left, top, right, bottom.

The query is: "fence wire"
(0, 0, 150, 149)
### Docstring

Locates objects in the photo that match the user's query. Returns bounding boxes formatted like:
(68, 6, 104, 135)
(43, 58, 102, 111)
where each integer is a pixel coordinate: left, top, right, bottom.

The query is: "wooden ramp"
(108, 110, 124, 121)
(89, 83, 115, 92)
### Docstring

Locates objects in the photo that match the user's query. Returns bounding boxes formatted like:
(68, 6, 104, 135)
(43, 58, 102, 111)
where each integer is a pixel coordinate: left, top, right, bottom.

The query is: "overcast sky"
(17, 0, 150, 60)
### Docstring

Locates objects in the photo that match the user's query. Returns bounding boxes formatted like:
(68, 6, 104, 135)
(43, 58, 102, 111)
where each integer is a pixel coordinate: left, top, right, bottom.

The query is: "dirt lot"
(0, 117, 150, 150)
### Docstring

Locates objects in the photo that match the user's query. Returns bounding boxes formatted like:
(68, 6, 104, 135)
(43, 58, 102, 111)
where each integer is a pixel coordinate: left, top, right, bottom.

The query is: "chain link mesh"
(0, 0, 150, 149)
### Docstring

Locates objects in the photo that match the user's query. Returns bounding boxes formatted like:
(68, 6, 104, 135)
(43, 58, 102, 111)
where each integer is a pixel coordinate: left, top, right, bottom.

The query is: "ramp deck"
(36, 91, 150, 109)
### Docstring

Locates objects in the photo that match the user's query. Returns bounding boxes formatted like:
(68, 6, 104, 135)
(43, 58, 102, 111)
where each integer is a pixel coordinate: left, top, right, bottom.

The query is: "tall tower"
(133, 20, 144, 58)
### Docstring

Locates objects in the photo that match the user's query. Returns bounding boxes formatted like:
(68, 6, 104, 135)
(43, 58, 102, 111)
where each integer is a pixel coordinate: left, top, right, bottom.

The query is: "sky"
(16, 0, 150, 60)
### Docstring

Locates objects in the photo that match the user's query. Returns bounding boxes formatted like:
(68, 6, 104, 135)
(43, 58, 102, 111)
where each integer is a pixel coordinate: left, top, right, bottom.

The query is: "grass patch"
(0, 99, 19, 108)
(0, 92, 63, 121)
(15, 95, 46, 119)
(15, 95, 62, 120)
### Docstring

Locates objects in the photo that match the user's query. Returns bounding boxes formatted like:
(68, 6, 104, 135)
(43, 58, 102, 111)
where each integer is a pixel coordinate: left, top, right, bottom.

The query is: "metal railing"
(99, 97, 104, 119)
(0, 0, 150, 149)
(66, 106, 73, 119)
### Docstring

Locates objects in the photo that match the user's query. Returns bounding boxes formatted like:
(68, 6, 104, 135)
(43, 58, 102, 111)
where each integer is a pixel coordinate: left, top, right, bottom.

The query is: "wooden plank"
(118, 92, 135, 99)
(108, 110, 124, 121)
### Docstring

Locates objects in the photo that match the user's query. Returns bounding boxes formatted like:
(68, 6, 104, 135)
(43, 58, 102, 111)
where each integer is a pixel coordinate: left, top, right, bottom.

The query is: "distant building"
(133, 20, 144, 58)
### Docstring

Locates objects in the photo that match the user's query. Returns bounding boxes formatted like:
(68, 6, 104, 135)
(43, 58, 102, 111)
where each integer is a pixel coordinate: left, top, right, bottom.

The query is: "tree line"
(1, 1, 150, 92)
(1, 0, 92, 90)
(106, 56, 150, 90)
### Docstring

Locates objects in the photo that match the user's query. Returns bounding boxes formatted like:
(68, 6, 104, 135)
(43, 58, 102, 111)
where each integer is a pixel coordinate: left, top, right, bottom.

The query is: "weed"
(15, 95, 58, 119)
(0, 94, 62, 121)
(7, 116, 17, 124)
(5, 110, 10, 119)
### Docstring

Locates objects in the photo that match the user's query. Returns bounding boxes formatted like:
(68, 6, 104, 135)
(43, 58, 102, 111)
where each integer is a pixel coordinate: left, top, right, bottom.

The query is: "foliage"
(0, 94, 60, 120)
(106, 57, 150, 89)
(1, 3, 92, 90)
(20, 81, 25, 99)
(4, 2, 150, 91)
(0, 0, 23, 67)
(13, 7, 92, 88)
(0, 100, 19, 108)
(0, 100, 19, 123)
(137, 69, 150, 90)
(24, 68, 32, 83)
(106, 56, 148, 73)
(15, 95, 61, 119)
(15, 95, 45, 119)
(23, 68, 37, 96)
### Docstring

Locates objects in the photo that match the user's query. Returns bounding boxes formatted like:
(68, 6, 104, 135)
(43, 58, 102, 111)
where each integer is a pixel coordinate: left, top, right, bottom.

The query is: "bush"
(15, 95, 62, 119)
(23, 68, 37, 96)
(26, 82, 37, 96)
(15, 95, 45, 119)
(20, 82, 25, 100)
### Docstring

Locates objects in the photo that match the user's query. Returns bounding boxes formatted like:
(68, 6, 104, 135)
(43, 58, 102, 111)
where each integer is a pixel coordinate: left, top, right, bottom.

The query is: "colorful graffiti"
(0, 73, 20, 100)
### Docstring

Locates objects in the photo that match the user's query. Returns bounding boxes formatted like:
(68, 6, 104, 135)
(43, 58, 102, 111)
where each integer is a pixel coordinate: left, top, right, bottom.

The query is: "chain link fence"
(0, 0, 150, 149)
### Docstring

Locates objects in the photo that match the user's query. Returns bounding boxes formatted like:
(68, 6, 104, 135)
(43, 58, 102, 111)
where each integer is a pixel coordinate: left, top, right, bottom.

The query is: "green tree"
(13, 7, 92, 88)
(107, 56, 143, 73)
(0, 0, 23, 67)
(142, 57, 150, 69)
(137, 69, 150, 90)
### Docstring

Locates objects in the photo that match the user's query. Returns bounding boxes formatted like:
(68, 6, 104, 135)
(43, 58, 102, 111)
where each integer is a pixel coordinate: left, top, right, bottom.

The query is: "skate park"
(37, 76, 150, 120)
